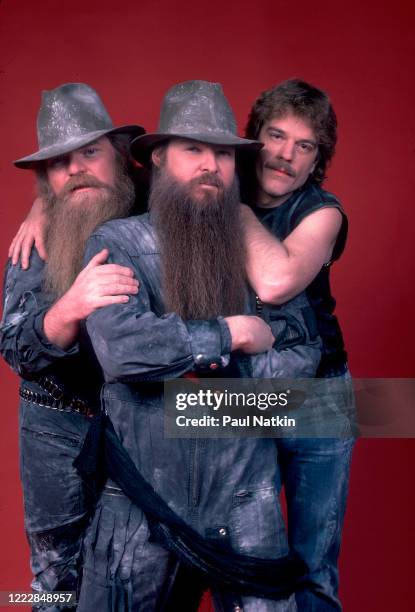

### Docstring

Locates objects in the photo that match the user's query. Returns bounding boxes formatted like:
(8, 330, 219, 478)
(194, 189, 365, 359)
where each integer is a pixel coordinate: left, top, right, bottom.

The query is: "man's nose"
(277, 140, 295, 162)
(68, 152, 87, 176)
(200, 150, 219, 173)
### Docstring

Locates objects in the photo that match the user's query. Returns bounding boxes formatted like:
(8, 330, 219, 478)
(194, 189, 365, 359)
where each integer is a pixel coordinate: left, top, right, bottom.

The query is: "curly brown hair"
(245, 79, 337, 185)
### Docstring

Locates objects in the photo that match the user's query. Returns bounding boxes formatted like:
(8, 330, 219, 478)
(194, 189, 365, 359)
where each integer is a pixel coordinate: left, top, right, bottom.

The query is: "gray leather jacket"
(0, 250, 102, 406)
(0, 252, 101, 539)
(83, 214, 322, 551)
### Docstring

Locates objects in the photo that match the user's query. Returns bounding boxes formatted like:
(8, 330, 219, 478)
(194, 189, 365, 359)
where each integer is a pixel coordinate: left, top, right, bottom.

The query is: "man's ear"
(151, 146, 163, 168)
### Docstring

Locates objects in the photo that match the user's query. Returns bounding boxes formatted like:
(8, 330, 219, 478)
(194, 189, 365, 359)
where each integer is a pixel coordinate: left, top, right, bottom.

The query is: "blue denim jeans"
(19, 387, 95, 609)
(276, 436, 354, 610)
(273, 370, 357, 610)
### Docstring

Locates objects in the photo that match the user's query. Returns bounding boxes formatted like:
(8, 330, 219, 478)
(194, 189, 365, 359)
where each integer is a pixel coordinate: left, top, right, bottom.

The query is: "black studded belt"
(20, 381, 96, 418)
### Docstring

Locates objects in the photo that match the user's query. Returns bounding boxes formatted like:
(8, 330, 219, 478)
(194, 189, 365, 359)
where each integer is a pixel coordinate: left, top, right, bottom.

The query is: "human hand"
(224, 315, 275, 354)
(9, 197, 49, 269)
(58, 248, 139, 322)
(43, 248, 139, 349)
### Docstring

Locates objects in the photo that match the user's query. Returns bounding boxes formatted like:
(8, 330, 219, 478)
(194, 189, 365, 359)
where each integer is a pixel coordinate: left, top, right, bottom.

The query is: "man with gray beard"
(0, 83, 143, 607)
(39, 150, 137, 301)
(77, 80, 321, 611)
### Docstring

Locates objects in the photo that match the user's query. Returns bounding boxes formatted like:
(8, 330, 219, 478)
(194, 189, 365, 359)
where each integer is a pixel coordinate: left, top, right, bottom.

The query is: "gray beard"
(149, 169, 247, 320)
(42, 167, 135, 300)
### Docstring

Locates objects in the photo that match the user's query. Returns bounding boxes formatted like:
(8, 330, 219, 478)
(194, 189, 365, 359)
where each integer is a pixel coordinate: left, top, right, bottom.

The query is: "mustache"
(60, 175, 110, 199)
(264, 159, 296, 177)
(192, 173, 224, 189)
(43, 166, 135, 300)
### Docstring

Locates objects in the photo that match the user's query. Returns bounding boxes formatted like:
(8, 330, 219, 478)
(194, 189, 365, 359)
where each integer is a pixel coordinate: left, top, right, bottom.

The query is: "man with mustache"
(240, 79, 355, 611)
(0, 83, 143, 605)
(6, 79, 351, 610)
(76, 80, 321, 611)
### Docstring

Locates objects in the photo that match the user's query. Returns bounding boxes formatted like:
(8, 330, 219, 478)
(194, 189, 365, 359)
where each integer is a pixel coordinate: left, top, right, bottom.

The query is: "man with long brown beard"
(77, 80, 321, 611)
(0, 83, 143, 607)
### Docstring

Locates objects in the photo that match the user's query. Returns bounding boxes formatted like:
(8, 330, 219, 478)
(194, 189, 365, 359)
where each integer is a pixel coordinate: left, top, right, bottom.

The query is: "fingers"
(94, 272, 139, 286)
(84, 251, 135, 279)
(10, 238, 20, 266)
(20, 235, 36, 270)
(9, 221, 44, 269)
(99, 281, 139, 295)
(8, 234, 18, 260)
(84, 249, 110, 269)
(35, 235, 48, 261)
(9, 224, 25, 265)
(8, 236, 15, 259)
(96, 295, 132, 307)
(69, 252, 140, 318)
(83, 266, 139, 290)
(92, 263, 135, 277)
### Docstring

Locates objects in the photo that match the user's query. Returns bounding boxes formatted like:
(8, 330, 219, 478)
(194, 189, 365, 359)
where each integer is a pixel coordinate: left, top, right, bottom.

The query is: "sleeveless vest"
(251, 181, 348, 377)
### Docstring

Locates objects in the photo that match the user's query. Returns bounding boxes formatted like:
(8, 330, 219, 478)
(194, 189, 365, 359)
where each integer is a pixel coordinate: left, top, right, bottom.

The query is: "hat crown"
(158, 80, 237, 139)
(130, 80, 262, 166)
(37, 83, 114, 149)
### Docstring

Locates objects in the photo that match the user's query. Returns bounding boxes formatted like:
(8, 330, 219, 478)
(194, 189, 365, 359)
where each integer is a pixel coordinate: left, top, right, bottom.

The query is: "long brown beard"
(149, 168, 247, 319)
(41, 162, 135, 299)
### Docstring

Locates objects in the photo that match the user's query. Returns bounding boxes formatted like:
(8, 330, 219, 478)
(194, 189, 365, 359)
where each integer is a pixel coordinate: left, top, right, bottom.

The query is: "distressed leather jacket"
(0, 251, 101, 537)
(82, 214, 322, 555)
(0, 250, 102, 408)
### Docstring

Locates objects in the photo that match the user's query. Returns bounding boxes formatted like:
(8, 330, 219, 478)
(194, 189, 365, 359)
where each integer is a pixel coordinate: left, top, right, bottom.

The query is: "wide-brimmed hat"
(14, 83, 145, 169)
(131, 80, 262, 166)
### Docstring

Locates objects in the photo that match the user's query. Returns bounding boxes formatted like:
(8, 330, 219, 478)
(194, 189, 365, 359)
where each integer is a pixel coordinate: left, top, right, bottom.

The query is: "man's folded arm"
(250, 293, 322, 378)
(84, 235, 232, 383)
(0, 250, 79, 378)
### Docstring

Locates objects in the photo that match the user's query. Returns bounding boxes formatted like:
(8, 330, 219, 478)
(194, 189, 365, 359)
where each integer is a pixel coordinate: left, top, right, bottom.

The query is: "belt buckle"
(69, 398, 89, 416)
(44, 378, 64, 401)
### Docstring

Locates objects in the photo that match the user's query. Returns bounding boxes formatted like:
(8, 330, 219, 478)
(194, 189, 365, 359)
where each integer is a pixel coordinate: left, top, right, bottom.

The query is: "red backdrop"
(0, 1, 414, 610)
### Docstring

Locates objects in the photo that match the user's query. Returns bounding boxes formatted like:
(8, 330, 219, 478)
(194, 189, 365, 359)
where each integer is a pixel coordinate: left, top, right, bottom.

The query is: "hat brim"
(131, 132, 262, 166)
(14, 124, 145, 169)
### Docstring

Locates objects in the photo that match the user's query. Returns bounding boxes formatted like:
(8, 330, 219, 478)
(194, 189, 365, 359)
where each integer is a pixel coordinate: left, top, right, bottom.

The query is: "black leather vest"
(251, 181, 348, 377)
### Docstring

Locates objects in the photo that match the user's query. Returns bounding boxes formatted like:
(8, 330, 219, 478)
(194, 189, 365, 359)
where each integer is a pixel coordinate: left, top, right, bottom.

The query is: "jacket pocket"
(229, 485, 289, 558)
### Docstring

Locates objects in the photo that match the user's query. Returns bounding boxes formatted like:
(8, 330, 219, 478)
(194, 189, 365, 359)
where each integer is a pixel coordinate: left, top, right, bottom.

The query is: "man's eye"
(84, 147, 98, 156)
(187, 146, 201, 153)
(270, 132, 283, 140)
(48, 157, 65, 168)
(298, 142, 316, 153)
(218, 149, 232, 157)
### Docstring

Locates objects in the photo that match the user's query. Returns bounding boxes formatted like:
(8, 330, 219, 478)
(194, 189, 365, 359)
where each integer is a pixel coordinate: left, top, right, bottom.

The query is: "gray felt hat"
(131, 80, 262, 165)
(14, 83, 145, 169)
